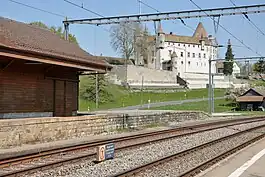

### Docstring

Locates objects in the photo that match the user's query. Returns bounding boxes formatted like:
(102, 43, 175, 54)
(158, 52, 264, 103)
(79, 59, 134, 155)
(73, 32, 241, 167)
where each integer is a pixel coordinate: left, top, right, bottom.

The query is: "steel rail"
(178, 134, 265, 177)
(0, 116, 263, 166)
(0, 117, 260, 167)
(0, 117, 264, 176)
(110, 124, 265, 177)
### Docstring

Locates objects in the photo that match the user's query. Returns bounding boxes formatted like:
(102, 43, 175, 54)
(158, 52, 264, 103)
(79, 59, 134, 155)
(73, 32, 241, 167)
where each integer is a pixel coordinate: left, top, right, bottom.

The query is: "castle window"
(188, 61, 191, 65)
(183, 44, 185, 47)
(204, 53, 206, 58)
(201, 63, 202, 66)
(187, 52, 190, 57)
(204, 62, 206, 66)
(181, 61, 184, 64)
(181, 52, 183, 57)
(188, 44, 190, 47)
(178, 43, 180, 46)
(197, 62, 198, 66)
(199, 53, 201, 58)
(193, 45, 195, 47)
(192, 53, 195, 58)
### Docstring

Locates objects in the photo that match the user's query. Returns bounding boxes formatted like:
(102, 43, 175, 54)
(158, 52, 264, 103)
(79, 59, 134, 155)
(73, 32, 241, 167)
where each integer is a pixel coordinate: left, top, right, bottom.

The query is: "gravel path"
(31, 121, 265, 177)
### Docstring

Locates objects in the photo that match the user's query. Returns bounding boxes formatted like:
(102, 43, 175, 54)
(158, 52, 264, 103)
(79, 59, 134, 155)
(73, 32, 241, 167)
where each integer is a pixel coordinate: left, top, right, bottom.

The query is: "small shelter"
(0, 17, 111, 118)
(236, 88, 265, 111)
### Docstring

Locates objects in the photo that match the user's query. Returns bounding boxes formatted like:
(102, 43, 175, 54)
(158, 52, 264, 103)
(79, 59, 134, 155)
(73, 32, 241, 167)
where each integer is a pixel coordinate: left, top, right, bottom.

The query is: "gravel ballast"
(31, 120, 265, 177)
(139, 127, 264, 176)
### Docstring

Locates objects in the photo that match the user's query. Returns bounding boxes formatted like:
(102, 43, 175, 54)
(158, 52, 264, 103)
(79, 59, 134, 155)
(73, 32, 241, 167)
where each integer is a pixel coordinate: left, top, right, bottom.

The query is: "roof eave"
(0, 46, 108, 72)
(0, 44, 110, 71)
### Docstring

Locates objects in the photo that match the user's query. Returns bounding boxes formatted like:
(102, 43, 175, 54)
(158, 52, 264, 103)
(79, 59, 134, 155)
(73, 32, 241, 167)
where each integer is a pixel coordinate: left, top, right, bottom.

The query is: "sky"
(1, 0, 265, 61)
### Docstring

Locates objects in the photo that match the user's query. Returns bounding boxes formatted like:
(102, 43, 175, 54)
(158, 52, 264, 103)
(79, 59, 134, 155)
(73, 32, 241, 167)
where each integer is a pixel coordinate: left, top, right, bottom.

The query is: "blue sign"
(105, 143, 115, 159)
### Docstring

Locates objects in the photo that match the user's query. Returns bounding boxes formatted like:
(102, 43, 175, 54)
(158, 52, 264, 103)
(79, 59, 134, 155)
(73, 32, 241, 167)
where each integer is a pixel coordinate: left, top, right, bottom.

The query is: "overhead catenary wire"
(7, 0, 67, 18)
(63, 0, 104, 18)
(189, 0, 262, 57)
(229, 0, 265, 36)
(137, 0, 195, 32)
(63, 0, 152, 38)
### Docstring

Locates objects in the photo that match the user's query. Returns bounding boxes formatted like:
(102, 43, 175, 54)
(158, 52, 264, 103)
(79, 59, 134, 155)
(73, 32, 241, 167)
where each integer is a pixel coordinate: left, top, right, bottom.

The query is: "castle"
(107, 22, 243, 89)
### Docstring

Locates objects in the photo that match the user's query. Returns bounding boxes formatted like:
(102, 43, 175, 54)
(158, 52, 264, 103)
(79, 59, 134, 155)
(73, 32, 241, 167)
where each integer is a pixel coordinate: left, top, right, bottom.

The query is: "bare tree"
(110, 23, 151, 85)
(110, 22, 137, 61)
(110, 22, 150, 62)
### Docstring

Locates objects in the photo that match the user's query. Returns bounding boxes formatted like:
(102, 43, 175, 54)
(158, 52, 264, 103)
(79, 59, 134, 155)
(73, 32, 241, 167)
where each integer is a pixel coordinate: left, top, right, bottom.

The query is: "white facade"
(151, 22, 219, 79)
(159, 42, 218, 78)
(233, 63, 241, 75)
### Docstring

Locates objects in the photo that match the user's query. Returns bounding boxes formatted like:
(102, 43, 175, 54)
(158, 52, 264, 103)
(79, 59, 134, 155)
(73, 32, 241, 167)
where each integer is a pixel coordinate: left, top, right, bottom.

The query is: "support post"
(124, 57, 128, 85)
(212, 74, 214, 113)
(139, 0, 142, 14)
(95, 72, 99, 109)
(64, 22, 69, 41)
(141, 75, 144, 107)
(208, 59, 212, 115)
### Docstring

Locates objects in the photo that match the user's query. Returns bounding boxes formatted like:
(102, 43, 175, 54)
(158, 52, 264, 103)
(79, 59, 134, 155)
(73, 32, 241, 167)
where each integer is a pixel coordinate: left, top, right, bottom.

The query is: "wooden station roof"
(0, 17, 111, 72)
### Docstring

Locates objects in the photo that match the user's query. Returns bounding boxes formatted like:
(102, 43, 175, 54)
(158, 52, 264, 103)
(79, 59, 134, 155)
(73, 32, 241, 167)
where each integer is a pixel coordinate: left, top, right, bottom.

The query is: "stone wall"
(0, 111, 208, 149)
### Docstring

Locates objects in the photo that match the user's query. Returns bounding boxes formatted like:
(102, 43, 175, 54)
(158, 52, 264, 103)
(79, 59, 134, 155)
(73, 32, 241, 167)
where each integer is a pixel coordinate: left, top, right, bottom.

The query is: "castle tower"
(155, 21, 165, 70)
(171, 51, 178, 73)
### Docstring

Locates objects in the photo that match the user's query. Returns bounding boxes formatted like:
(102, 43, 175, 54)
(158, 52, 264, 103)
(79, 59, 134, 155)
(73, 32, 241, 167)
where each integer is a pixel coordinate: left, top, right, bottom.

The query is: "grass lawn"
(79, 87, 225, 111)
(149, 99, 234, 113)
(250, 80, 265, 87)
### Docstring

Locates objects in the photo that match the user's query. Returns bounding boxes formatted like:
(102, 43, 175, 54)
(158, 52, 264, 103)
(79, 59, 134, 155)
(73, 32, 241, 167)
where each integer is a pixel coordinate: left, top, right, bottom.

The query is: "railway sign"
(96, 143, 115, 162)
(105, 143, 115, 160)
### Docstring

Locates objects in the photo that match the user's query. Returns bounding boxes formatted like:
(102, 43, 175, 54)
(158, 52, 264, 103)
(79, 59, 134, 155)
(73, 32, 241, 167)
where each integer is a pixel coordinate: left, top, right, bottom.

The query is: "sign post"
(96, 143, 115, 162)
(96, 145, 106, 162)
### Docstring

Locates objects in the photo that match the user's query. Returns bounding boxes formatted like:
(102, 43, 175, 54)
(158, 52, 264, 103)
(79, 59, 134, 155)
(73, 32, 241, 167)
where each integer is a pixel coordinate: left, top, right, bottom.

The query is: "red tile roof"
(0, 17, 109, 69)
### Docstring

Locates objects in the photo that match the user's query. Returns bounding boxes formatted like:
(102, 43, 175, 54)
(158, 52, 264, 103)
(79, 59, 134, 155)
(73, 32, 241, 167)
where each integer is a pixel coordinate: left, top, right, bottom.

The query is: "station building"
(0, 17, 110, 118)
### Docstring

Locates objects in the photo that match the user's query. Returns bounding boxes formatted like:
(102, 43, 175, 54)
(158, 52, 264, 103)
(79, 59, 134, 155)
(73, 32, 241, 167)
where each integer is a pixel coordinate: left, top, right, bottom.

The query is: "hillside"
(79, 76, 225, 111)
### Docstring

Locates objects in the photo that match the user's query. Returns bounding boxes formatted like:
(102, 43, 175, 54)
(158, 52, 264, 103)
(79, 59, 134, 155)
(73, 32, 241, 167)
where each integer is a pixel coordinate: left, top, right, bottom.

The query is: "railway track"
(111, 123, 265, 177)
(0, 117, 265, 177)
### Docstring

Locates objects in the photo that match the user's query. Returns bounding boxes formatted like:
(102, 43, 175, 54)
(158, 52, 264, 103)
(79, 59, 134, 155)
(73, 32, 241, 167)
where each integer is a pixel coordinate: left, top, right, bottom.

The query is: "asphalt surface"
(109, 97, 224, 111)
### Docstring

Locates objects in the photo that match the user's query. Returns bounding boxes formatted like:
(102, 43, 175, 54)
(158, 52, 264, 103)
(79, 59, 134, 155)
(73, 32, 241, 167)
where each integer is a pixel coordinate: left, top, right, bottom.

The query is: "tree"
(110, 22, 136, 60)
(29, 21, 78, 45)
(110, 22, 149, 63)
(223, 39, 234, 76)
(79, 75, 114, 104)
(253, 59, 265, 74)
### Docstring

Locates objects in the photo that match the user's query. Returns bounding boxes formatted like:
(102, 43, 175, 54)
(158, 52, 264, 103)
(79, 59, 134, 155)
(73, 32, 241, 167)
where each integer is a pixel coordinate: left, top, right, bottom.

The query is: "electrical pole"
(95, 72, 99, 109)
(64, 17, 69, 41)
(124, 57, 128, 86)
(208, 58, 212, 115)
(141, 75, 144, 107)
(139, 0, 142, 14)
(212, 74, 214, 113)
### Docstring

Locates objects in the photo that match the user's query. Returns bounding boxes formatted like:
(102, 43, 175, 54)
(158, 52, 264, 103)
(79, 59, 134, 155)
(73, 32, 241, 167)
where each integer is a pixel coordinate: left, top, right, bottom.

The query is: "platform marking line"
(228, 148, 265, 177)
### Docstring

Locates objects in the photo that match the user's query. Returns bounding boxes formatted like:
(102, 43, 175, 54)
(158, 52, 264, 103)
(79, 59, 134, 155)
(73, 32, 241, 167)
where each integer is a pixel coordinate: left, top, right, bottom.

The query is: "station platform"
(201, 137, 265, 177)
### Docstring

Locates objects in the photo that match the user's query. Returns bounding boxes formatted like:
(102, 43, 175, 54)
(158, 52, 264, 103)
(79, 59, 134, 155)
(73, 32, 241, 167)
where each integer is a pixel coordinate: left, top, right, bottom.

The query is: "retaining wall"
(0, 111, 208, 149)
